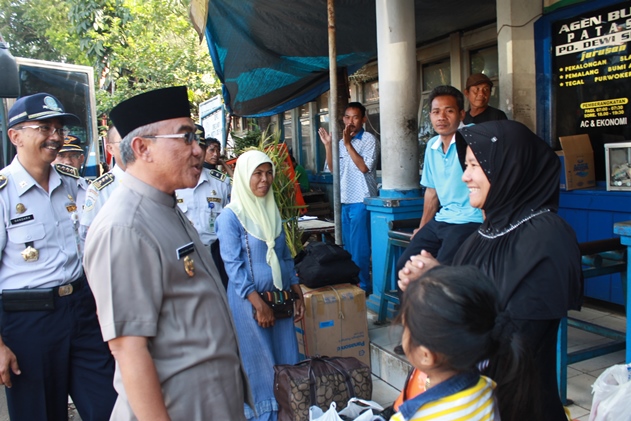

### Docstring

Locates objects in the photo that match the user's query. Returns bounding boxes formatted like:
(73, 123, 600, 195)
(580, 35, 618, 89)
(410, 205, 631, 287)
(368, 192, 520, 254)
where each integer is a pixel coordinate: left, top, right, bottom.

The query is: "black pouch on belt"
(2, 288, 55, 311)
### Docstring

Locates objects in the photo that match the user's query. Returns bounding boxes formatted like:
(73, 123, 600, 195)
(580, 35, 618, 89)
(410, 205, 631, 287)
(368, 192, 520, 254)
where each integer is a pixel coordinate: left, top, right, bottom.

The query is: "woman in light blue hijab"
(216, 150, 304, 421)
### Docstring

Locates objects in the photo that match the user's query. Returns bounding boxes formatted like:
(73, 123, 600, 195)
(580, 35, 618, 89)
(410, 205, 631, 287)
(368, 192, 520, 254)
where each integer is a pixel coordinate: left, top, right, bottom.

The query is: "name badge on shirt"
(176, 242, 195, 259)
(11, 215, 34, 225)
(176, 242, 195, 277)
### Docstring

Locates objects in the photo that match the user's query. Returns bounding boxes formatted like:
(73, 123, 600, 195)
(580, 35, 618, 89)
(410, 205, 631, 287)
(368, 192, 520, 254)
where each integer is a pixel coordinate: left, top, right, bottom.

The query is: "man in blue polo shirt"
(396, 85, 483, 272)
(318, 102, 378, 295)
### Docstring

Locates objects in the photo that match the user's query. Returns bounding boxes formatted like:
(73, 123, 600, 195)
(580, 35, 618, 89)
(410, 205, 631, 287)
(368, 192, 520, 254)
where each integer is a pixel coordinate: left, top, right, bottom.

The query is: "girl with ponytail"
(392, 265, 538, 421)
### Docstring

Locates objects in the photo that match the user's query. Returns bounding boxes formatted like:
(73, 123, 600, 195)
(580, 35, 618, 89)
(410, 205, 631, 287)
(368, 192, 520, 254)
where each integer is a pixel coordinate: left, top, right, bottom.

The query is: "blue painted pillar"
(612, 221, 631, 363)
(365, 190, 423, 313)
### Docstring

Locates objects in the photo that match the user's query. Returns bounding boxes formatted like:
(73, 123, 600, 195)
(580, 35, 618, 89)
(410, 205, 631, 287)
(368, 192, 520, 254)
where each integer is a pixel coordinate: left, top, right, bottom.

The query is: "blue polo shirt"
(421, 134, 483, 224)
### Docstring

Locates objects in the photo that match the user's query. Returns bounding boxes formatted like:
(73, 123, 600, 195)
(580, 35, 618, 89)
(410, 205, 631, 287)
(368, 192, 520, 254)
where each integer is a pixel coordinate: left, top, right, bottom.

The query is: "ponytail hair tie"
(491, 312, 513, 343)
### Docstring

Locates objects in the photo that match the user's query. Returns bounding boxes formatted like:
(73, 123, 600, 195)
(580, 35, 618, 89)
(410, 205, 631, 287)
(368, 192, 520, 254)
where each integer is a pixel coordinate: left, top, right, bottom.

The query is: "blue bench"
(557, 238, 626, 405)
(376, 219, 417, 324)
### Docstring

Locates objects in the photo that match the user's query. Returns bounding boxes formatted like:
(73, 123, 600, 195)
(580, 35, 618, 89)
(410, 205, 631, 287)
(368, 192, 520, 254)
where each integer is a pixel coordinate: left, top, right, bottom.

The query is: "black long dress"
(454, 120, 583, 421)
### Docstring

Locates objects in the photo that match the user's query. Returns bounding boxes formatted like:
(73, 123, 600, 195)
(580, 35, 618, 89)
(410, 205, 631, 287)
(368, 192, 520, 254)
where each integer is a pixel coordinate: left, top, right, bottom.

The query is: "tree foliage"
(0, 0, 78, 61)
(0, 0, 221, 120)
(67, 0, 131, 72)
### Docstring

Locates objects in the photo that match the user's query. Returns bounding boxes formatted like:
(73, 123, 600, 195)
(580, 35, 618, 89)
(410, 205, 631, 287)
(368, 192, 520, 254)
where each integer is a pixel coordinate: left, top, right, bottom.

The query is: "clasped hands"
(397, 250, 440, 292)
(251, 297, 305, 329)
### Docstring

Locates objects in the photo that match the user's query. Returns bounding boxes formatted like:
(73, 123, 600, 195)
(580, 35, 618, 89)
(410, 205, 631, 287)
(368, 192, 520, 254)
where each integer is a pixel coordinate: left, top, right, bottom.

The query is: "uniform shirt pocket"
(7, 222, 47, 263)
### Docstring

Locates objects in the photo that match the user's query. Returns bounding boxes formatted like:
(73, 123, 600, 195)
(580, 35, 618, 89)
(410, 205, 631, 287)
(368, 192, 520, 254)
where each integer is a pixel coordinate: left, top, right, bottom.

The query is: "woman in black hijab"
(399, 120, 582, 421)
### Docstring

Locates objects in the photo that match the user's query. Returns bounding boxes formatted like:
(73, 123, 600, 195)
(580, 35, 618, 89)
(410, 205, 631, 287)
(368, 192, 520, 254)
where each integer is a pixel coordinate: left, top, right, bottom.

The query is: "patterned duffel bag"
(273, 356, 372, 421)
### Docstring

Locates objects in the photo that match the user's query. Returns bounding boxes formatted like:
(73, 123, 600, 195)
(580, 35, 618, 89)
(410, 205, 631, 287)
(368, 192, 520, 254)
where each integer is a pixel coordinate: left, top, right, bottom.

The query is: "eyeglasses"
(16, 125, 69, 138)
(144, 132, 205, 147)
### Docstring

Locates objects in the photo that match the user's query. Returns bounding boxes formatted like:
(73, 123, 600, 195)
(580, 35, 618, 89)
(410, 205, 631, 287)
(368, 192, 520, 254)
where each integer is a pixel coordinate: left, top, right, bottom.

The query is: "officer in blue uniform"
(0, 93, 116, 420)
(53, 134, 90, 211)
(80, 125, 125, 241)
(203, 135, 234, 178)
(176, 126, 231, 287)
(54, 134, 86, 170)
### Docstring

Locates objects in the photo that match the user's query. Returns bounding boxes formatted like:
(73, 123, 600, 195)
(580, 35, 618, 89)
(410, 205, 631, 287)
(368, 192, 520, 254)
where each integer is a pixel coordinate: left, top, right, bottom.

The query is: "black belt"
(0, 275, 86, 312)
(53, 275, 85, 297)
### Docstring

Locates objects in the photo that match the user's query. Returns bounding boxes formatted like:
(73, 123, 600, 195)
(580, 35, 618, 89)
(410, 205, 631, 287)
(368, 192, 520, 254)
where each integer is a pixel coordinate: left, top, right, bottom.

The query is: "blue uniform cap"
(60, 134, 84, 153)
(8, 93, 81, 128)
(195, 124, 206, 147)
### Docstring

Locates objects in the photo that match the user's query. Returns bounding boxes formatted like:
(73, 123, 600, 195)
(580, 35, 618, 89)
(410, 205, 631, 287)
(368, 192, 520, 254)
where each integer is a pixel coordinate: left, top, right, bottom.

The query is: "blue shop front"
(535, 0, 631, 306)
(224, 0, 630, 310)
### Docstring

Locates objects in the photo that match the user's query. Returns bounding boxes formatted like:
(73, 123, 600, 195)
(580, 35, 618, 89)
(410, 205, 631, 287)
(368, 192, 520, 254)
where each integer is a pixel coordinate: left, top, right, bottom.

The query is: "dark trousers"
(1, 280, 117, 421)
(396, 219, 480, 273)
(211, 240, 230, 289)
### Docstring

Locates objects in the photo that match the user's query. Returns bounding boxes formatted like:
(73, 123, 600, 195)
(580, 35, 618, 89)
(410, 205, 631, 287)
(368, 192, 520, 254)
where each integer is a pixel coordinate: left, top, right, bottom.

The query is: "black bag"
(244, 233, 297, 319)
(294, 242, 360, 288)
(253, 290, 298, 319)
(1, 288, 54, 311)
(274, 356, 372, 421)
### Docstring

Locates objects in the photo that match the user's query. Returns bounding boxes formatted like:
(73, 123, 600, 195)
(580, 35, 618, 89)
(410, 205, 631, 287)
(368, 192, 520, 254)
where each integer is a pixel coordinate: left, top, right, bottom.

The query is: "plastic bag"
(589, 363, 631, 421)
(309, 399, 386, 421)
(310, 402, 343, 421)
(338, 398, 384, 419)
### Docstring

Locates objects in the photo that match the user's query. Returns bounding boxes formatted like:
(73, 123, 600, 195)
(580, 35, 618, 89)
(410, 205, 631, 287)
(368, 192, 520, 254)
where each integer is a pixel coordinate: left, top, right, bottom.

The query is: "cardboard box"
(557, 134, 595, 191)
(295, 284, 370, 367)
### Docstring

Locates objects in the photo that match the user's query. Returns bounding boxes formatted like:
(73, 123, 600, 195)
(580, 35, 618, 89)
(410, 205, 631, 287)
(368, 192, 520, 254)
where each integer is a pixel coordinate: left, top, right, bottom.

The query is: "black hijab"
(458, 120, 560, 234)
(454, 120, 582, 319)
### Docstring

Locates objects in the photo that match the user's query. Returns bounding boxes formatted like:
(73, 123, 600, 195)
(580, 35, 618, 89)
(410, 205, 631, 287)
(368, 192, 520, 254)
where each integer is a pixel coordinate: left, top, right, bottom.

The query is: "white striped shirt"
(390, 376, 500, 421)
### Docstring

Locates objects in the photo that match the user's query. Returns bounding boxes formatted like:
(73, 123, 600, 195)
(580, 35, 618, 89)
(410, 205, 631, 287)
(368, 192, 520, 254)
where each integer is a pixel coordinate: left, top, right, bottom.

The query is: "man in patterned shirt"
(318, 102, 378, 294)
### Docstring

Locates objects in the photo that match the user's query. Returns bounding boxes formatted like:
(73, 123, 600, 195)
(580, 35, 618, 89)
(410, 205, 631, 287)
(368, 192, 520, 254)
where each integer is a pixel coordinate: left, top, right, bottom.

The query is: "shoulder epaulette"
(0, 174, 7, 190)
(209, 169, 227, 182)
(54, 163, 79, 179)
(92, 172, 116, 191)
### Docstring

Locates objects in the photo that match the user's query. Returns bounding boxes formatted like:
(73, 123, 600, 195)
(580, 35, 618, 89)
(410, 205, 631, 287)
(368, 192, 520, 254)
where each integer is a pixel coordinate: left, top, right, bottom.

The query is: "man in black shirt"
(463, 73, 508, 124)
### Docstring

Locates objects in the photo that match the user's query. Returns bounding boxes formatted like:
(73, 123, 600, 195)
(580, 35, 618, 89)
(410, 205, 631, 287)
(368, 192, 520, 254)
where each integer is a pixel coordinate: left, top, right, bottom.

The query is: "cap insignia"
(43, 96, 62, 112)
